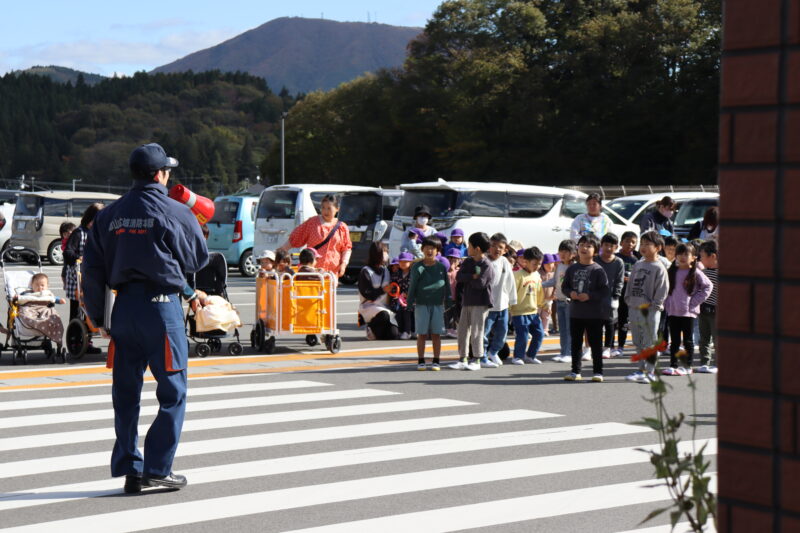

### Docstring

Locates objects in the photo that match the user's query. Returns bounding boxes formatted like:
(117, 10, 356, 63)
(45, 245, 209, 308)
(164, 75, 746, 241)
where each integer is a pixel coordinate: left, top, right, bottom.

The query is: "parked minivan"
(253, 184, 375, 258)
(388, 181, 637, 256)
(10, 191, 120, 265)
(338, 188, 403, 282)
(206, 193, 260, 276)
(606, 192, 719, 229)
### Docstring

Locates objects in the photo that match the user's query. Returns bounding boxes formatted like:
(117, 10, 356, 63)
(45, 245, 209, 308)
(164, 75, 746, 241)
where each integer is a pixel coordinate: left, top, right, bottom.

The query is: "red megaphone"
(168, 185, 215, 225)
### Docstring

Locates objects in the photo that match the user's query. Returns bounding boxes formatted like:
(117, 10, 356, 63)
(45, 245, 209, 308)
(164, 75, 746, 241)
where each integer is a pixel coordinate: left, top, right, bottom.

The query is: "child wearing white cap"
(256, 250, 276, 278)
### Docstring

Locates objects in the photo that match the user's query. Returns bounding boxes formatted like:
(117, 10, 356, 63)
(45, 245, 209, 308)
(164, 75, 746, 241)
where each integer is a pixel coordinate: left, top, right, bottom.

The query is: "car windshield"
(397, 190, 458, 217)
(675, 200, 718, 226)
(257, 190, 298, 219)
(210, 200, 239, 224)
(607, 199, 647, 221)
(14, 195, 42, 217)
(339, 194, 382, 227)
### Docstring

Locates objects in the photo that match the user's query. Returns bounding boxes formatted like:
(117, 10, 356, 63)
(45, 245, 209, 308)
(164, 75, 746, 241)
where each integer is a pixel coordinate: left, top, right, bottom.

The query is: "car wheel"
(47, 240, 64, 266)
(239, 250, 257, 277)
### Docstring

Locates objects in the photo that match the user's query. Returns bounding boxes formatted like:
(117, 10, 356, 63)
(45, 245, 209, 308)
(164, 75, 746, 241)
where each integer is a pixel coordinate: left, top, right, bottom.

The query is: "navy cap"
(129, 143, 179, 176)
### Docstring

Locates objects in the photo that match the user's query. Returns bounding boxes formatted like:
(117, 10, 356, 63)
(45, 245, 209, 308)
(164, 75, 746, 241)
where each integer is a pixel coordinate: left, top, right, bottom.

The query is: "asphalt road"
(0, 264, 718, 532)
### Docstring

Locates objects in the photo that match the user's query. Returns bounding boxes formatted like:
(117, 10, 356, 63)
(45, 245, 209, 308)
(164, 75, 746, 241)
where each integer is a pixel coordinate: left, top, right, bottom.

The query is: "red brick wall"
(718, 0, 800, 530)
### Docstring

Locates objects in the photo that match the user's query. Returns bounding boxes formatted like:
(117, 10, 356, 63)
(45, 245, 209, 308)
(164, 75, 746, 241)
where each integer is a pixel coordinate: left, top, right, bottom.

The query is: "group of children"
(388, 227, 719, 383)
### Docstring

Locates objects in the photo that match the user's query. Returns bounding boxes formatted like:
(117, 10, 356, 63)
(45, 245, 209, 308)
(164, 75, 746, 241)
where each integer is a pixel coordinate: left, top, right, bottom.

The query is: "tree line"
(0, 70, 298, 196)
(263, 0, 721, 187)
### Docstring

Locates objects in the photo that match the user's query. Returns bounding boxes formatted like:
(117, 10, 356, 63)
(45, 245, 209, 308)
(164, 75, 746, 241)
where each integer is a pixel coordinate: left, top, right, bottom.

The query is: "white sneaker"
(553, 355, 570, 363)
(489, 354, 503, 366)
(399, 332, 410, 340)
(448, 361, 467, 370)
(697, 365, 718, 374)
(626, 370, 644, 382)
(510, 358, 525, 365)
(611, 348, 624, 357)
(446, 329, 458, 338)
(466, 361, 481, 371)
(523, 357, 542, 364)
(480, 360, 499, 368)
(582, 348, 592, 361)
(602, 348, 611, 359)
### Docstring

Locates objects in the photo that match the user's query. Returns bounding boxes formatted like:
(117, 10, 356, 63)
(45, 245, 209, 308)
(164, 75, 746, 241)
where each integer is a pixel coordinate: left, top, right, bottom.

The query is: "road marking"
(0, 380, 330, 412)
(0, 388, 399, 429)
(0, 445, 716, 533)
(0, 410, 545, 479)
(283, 473, 718, 533)
(0, 398, 475, 452)
(0, 423, 658, 512)
(0, 338, 560, 379)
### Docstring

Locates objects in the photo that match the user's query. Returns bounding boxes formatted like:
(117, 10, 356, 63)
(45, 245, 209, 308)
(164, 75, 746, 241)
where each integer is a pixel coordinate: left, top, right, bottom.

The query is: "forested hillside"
(0, 71, 297, 196)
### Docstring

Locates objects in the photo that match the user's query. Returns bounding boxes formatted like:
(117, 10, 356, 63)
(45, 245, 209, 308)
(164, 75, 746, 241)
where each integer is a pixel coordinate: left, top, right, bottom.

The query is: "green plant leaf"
(639, 505, 671, 525)
(670, 510, 682, 529)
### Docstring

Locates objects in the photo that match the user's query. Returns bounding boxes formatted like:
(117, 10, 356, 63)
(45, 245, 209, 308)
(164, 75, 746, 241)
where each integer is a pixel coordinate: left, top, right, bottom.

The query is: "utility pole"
(72, 178, 82, 191)
(281, 112, 288, 185)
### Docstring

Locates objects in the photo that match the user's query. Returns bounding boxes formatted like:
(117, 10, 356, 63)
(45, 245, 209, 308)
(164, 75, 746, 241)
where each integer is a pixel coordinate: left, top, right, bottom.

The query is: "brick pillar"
(718, 0, 800, 530)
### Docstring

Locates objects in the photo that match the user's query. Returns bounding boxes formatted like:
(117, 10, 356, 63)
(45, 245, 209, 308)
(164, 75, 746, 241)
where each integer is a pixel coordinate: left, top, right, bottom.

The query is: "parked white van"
(388, 180, 638, 256)
(606, 192, 719, 228)
(253, 184, 376, 258)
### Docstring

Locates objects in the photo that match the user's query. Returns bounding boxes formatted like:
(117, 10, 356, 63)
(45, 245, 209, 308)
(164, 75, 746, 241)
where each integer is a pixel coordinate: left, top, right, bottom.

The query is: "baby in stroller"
(186, 252, 243, 357)
(3, 272, 67, 363)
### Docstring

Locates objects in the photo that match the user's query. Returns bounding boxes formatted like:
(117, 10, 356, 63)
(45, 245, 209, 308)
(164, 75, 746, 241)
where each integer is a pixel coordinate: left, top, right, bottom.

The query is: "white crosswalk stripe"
(0, 374, 717, 532)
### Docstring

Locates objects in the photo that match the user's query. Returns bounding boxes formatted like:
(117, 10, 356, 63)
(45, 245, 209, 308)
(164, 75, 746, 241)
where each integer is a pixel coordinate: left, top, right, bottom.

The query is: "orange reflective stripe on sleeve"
(106, 339, 115, 369)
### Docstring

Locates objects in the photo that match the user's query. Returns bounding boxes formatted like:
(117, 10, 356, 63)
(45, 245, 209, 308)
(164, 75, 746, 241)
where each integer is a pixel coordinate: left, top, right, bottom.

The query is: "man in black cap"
(82, 143, 209, 493)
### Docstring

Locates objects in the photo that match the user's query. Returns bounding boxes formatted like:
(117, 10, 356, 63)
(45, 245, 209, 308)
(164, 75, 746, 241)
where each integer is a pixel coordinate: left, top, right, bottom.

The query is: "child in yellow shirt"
(509, 247, 545, 364)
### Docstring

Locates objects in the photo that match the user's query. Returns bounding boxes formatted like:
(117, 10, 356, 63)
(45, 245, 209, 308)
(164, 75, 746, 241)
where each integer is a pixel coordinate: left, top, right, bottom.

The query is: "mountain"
(14, 65, 106, 86)
(152, 17, 422, 94)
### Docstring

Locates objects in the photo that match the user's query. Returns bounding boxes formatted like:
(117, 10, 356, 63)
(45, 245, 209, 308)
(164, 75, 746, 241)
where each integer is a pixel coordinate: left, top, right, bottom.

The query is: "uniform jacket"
(81, 181, 208, 325)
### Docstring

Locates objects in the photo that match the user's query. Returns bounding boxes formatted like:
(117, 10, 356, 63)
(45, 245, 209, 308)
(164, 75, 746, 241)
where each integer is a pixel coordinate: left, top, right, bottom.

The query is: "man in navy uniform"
(82, 143, 209, 493)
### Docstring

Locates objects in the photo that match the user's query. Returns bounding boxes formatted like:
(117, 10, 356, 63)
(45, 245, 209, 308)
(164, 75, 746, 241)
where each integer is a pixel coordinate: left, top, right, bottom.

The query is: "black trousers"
(396, 308, 414, 334)
(369, 311, 399, 340)
(668, 315, 695, 367)
(603, 318, 617, 348)
(617, 299, 630, 349)
(570, 317, 604, 375)
(69, 299, 80, 321)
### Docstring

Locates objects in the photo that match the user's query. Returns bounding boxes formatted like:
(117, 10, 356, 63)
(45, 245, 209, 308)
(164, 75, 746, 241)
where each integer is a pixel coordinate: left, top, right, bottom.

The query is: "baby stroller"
(0, 247, 66, 365)
(65, 259, 111, 360)
(186, 252, 243, 357)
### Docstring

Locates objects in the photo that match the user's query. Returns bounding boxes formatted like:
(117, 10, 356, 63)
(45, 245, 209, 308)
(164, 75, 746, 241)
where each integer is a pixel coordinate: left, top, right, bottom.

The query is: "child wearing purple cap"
(391, 252, 415, 339)
(538, 254, 557, 334)
(444, 228, 467, 258)
(445, 248, 462, 337)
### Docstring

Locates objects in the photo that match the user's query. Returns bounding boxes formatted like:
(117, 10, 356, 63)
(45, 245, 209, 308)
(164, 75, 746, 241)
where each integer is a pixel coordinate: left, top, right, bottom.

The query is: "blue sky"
(0, 1, 442, 76)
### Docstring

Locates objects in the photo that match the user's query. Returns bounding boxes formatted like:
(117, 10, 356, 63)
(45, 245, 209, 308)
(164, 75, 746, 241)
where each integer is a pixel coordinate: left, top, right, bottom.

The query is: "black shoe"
(142, 472, 188, 489)
(124, 474, 142, 494)
(86, 345, 102, 355)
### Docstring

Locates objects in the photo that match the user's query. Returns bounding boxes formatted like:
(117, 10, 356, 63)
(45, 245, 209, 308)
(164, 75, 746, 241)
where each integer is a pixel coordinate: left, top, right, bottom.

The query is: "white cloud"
(2, 28, 239, 76)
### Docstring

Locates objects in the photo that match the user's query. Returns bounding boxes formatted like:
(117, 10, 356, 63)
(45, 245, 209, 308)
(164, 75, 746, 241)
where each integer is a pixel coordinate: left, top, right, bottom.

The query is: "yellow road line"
(0, 359, 428, 391)
(0, 341, 561, 381)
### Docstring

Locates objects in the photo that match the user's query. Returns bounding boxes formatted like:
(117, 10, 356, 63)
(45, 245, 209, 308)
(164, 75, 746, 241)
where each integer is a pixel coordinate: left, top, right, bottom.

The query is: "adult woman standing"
(357, 242, 398, 340)
(64, 202, 104, 354)
(570, 193, 614, 241)
(277, 194, 352, 277)
(639, 196, 677, 236)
